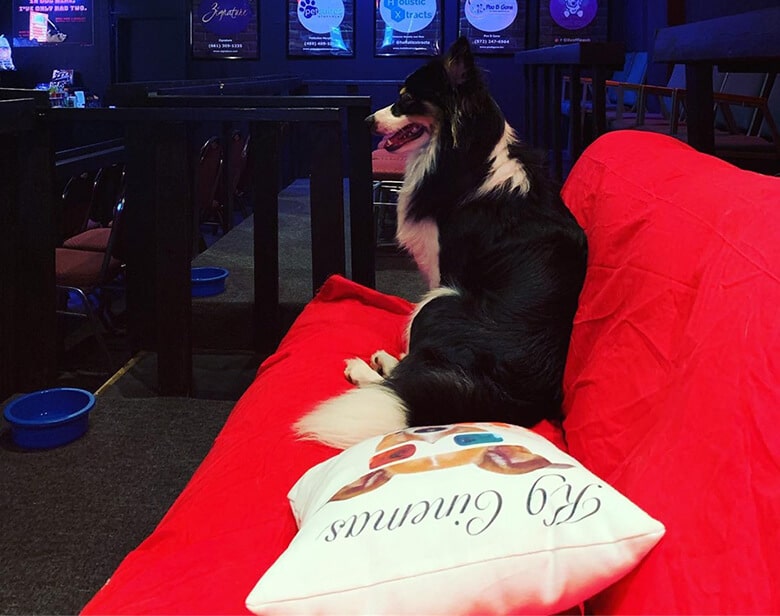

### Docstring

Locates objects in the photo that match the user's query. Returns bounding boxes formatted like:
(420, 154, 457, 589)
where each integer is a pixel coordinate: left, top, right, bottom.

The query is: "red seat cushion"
(561, 130, 780, 614)
(55, 248, 120, 288)
(372, 148, 407, 180)
(62, 227, 111, 252)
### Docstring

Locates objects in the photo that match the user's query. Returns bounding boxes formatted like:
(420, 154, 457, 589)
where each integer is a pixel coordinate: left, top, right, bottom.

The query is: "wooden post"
(154, 122, 192, 396)
(309, 120, 345, 292)
(346, 104, 375, 289)
(251, 121, 281, 353)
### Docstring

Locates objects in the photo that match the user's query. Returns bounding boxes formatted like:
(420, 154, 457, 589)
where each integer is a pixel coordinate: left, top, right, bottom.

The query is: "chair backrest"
(195, 136, 223, 217)
(236, 133, 252, 195)
(713, 67, 727, 93)
(666, 64, 687, 89)
(654, 64, 686, 119)
(715, 72, 770, 134)
(759, 76, 780, 140)
(612, 52, 638, 83)
(624, 51, 649, 84)
(96, 195, 127, 283)
(609, 51, 648, 107)
(88, 164, 126, 228)
(656, 65, 727, 120)
(226, 130, 248, 197)
(59, 170, 95, 241)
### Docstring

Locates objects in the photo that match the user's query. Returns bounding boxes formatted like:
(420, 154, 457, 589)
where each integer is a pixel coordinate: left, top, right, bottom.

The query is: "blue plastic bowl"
(191, 266, 229, 297)
(3, 388, 95, 449)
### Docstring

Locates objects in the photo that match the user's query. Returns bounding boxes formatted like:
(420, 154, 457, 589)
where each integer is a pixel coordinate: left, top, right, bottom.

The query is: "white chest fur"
(396, 206, 440, 290)
(396, 146, 441, 289)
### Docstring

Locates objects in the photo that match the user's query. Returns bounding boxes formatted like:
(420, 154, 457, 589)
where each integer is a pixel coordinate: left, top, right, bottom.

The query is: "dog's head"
(366, 37, 486, 155)
(46, 32, 67, 43)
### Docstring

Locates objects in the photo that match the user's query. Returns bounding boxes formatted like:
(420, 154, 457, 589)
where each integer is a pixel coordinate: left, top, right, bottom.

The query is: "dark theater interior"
(1, 1, 779, 614)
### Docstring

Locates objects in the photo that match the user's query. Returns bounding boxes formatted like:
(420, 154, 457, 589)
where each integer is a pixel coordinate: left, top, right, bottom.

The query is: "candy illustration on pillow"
(331, 423, 573, 501)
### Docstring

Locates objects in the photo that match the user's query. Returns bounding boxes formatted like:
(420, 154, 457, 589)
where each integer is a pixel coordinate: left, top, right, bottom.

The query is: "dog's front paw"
(370, 350, 399, 377)
(345, 357, 384, 387)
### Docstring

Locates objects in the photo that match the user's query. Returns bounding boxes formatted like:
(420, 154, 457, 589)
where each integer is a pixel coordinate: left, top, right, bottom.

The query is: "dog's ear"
(444, 36, 475, 87)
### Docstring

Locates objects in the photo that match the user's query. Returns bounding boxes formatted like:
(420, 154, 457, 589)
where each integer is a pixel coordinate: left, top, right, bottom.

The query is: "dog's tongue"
(381, 123, 425, 152)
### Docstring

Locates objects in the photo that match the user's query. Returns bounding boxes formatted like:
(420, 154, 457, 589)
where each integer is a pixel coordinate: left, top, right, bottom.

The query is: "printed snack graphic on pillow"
(330, 424, 573, 501)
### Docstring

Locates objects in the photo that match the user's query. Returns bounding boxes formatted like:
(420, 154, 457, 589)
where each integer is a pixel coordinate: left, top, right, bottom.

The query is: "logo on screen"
(549, 0, 597, 30)
(380, 0, 437, 33)
(464, 0, 517, 33)
(199, 0, 254, 36)
(297, 0, 345, 34)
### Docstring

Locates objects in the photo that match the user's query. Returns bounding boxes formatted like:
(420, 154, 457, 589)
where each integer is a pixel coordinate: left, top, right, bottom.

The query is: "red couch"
(82, 130, 780, 614)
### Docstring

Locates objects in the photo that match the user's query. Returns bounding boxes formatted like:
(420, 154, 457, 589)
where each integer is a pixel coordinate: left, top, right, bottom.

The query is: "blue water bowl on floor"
(191, 266, 229, 297)
(3, 388, 95, 449)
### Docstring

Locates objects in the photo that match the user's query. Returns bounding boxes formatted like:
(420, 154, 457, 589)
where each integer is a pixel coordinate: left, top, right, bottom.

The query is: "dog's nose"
(365, 114, 376, 132)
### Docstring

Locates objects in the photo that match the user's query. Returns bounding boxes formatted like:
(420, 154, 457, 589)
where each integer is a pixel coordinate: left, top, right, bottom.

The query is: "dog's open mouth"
(379, 123, 426, 152)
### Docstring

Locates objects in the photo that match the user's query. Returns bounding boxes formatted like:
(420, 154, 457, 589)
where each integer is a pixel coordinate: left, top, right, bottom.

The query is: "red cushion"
(81, 275, 565, 614)
(55, 248, 120, 288)
(561, 130, 780, 613)
(62, 227, 111, 252)
(372, 148, 407, 179)
(81, 277, 412, 614)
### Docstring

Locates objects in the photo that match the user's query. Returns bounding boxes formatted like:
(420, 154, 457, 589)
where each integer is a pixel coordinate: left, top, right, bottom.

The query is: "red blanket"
(561, 131, 780, 613)
(83, 131, 780, 614)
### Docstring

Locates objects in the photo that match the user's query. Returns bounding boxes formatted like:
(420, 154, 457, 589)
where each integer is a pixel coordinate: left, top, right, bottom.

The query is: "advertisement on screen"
(191, 0, 259, 60)
(458, 0, 525, 54)
(539, 0, 608, 46)
(12, 0, 93, 46)
(375, 0, 441, 57)
(288, 0, 354, 57)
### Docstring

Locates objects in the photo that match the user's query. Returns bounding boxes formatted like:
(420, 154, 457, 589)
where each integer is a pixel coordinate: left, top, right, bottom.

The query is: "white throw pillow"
(246, 423, 665, 615)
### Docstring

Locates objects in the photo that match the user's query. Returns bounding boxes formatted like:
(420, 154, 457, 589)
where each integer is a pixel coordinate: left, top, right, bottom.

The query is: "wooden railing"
(0, 78, 375, 399)
(55, 138, 126, 178)
(129, 92, 374, 281)
(104, 74, 304, 103)
(515, 43, 625, 180)
(0, 97, 57, 399)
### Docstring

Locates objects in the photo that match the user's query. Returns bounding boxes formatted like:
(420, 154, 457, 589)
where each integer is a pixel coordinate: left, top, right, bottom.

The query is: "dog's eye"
(391, 91, 416, 117)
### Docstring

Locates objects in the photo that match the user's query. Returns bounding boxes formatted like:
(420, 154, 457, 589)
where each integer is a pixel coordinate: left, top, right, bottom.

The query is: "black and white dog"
(295, 37, 588, 449)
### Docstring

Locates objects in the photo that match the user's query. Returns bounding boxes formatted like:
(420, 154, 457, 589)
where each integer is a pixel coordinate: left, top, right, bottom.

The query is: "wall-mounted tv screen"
(375, 0, 441, 57)
(539, 0, 608, 47)
(191, 0, 259, 60)
(12, 0, 94, 46)
(288, 0, 354, 57)
(458, 0, 525, 55)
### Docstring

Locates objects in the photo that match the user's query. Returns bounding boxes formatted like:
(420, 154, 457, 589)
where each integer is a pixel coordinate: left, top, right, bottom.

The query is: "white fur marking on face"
(371, 103, 404, 135)
(475, 123, 530, 196)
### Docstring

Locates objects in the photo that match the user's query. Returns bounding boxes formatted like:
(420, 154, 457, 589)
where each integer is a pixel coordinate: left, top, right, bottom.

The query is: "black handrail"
(0, 98, 57, 399)
(108, 90, 376, 294)
(0, 83, 374, 399)
(55, 138, 126, 177)
(44, 105, 350, 396)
